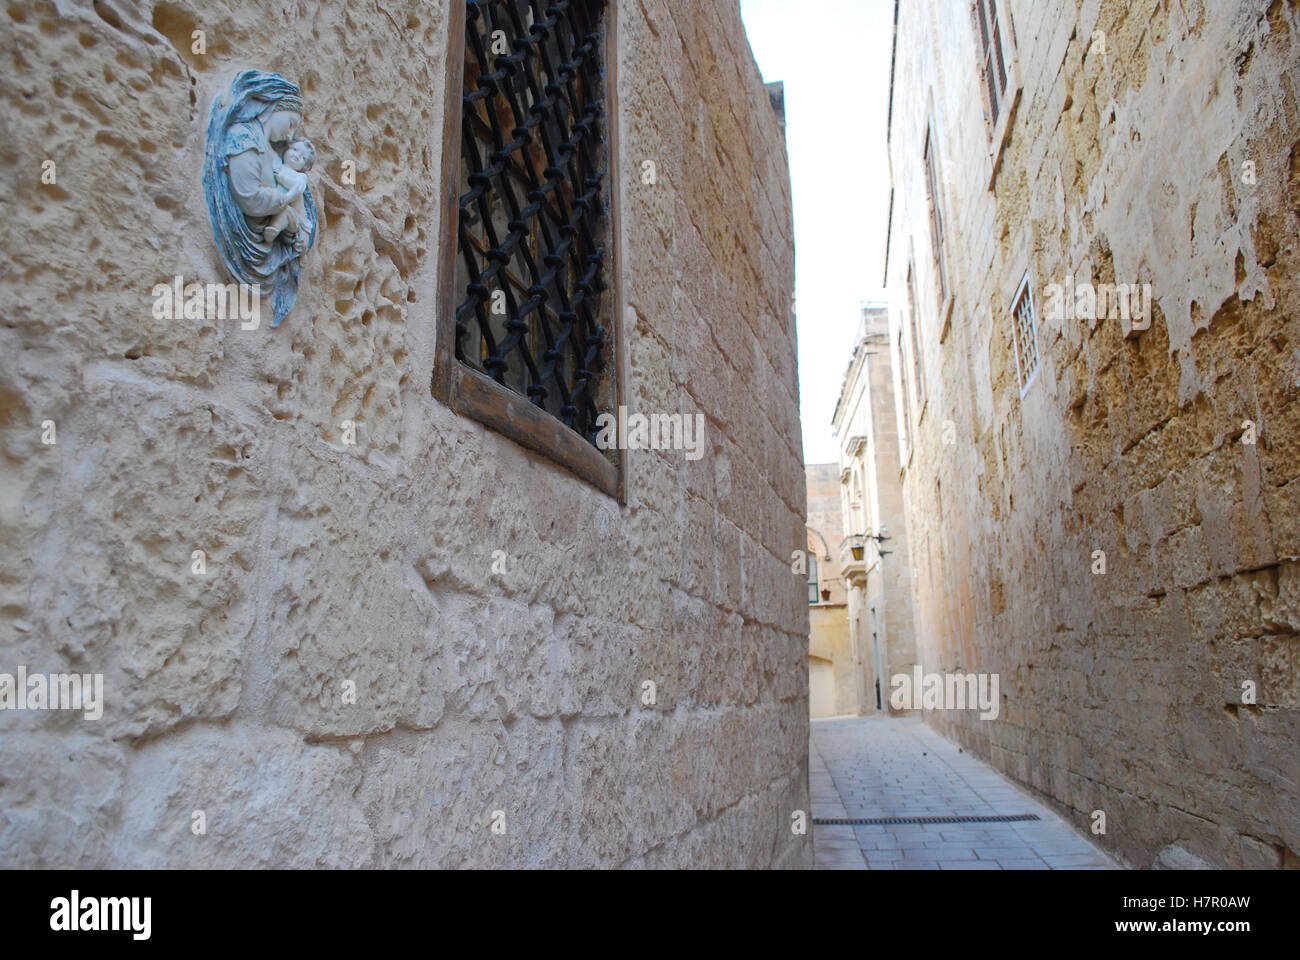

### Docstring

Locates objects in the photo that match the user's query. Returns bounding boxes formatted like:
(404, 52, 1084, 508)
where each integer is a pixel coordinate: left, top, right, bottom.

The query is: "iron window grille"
(972, 0, 1008, 133)
(435, 0, 624, 500)
(1011, 273, 1040, 396)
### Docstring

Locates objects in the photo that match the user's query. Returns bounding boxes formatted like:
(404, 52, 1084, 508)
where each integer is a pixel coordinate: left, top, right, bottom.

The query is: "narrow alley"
(811, 717, 1117, 870)
(1, 0, 1296, 913)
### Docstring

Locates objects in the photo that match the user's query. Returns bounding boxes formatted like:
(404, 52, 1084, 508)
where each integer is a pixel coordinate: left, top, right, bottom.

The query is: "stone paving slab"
(811, 715, 1119, 871)
(810, 732, 867, 869)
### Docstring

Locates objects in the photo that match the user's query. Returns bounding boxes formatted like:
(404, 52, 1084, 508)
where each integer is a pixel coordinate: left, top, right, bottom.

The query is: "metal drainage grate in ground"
(812, 814, 1042, 826)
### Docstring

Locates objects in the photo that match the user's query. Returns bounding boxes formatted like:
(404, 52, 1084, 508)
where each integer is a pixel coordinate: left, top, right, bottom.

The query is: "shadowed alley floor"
(811, 715, 1119, 870)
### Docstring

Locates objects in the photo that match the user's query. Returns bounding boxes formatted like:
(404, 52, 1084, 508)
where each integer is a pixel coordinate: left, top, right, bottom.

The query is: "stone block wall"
(0, 0, 806, 868)
(887, 0, 1299, 868)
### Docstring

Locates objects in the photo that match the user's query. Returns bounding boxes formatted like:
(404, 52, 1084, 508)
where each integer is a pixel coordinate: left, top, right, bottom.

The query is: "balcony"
(840, 534, 868, 584)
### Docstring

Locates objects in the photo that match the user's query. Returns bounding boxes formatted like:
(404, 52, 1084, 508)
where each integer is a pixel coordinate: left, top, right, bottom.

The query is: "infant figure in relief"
(263, 138, 315, 246)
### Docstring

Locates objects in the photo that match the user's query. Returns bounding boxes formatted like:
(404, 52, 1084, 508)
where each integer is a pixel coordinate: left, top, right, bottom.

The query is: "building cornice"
(831, 305, 891, 429)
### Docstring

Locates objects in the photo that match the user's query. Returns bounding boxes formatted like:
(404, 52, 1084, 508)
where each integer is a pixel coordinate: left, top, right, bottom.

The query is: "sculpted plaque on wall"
(203, 70, 317, 328)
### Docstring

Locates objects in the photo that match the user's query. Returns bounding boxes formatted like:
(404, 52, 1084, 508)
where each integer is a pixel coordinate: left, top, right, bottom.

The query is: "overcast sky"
(738, 0, 895, 465)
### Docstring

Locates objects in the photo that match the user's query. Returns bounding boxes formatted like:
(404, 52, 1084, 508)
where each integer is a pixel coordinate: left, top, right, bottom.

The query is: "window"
(808, 555, 820, 605)
(852, 468, 867, 534)
(897, 326, 912, 454)
(436, 0, 624, 500)
(922, 127, 948, 303)
(906, 264, 925, 410)
(1011, 273, 1040, 395)
(972, 0, 1009, 132)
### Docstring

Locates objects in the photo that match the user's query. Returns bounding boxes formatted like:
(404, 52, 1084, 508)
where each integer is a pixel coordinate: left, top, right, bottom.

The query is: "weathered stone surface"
(888, 0, 1300, 868)
(1152, 844, 1215, 870)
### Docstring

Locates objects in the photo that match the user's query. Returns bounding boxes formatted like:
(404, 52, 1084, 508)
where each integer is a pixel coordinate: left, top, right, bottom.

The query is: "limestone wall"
(887, 0, 1300, 868)
(0, 0, 806, 868)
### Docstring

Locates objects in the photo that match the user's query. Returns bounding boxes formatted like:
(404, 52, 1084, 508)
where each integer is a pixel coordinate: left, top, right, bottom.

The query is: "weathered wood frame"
(433, 0, 627, 502)
(969, 0, 1021, 190)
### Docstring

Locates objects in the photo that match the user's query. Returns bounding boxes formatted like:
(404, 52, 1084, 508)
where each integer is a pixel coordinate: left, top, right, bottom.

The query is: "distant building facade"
(831, 304, 918, 714)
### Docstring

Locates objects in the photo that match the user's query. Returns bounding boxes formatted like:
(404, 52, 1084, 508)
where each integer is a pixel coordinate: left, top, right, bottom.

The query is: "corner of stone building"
(0, 0, 806, 869)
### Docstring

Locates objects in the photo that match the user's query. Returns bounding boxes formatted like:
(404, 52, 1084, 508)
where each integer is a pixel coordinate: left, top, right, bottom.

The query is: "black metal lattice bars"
(455, 0, 611, 446)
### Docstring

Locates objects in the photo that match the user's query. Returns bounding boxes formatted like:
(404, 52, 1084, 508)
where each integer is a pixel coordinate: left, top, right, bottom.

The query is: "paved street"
(811, 716, 1119, 870)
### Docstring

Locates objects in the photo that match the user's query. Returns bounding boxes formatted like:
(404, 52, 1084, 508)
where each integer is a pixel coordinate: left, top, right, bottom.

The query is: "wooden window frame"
(896, 322, 913, 470)
(433, 0, 628, 503)
(906, 259, 926, 422)
(922, 121, 954, 342)
(970, 0, 1021, 190)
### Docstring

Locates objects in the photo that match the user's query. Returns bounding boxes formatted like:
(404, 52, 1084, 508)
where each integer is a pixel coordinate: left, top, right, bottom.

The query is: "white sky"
(738, 0, 895, 464)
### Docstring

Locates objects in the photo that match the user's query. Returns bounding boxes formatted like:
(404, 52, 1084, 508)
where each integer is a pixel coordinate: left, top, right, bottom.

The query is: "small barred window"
(450, 0, 616, 452)
(1011, 274, 1040, 395)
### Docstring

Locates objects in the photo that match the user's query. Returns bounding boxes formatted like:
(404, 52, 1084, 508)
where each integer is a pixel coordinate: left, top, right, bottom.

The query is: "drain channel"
(812, 814, 1042, 826)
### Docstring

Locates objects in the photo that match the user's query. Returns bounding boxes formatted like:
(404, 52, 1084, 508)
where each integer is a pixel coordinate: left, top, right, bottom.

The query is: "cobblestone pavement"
(811, 715, 1120, 870)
